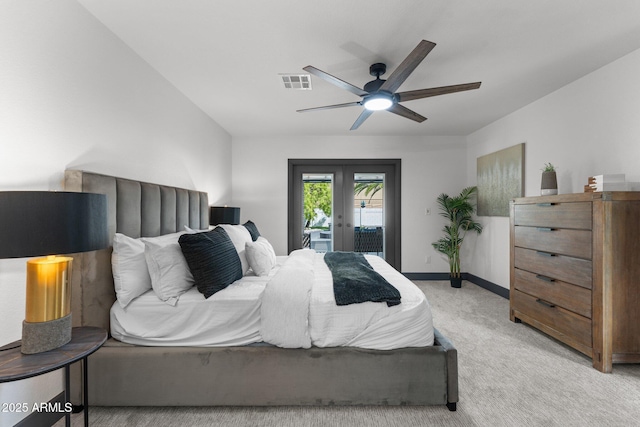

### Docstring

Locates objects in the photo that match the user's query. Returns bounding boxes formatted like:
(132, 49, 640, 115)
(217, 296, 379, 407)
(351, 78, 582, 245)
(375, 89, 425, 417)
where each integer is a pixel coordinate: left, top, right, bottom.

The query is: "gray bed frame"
(65, 170, 458, 410)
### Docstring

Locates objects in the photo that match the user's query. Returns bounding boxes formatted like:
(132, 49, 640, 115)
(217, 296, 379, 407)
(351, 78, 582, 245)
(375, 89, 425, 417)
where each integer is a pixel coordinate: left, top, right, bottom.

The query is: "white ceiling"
(77, 0, 640, 137)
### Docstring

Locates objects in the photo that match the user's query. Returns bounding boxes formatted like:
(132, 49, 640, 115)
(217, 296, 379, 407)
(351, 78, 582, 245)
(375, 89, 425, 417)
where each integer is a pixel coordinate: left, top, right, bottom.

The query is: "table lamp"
(0, 191, 108, 354)
(209, 206, 240, 225)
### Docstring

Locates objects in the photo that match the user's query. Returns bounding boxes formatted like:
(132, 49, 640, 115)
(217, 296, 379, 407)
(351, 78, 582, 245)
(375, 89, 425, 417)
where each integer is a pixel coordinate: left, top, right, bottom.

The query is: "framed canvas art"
(477, 143, 524, 216)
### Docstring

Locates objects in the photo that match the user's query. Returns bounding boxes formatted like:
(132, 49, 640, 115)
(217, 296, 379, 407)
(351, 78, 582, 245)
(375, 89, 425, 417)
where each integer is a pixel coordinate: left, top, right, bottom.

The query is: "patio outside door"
(288, 159, 401, 269)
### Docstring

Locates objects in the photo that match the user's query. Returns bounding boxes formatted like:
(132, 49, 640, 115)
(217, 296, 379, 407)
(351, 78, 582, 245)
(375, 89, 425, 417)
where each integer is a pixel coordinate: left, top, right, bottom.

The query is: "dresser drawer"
(514, 247, 592, 289)
(512, 289, 592, 349)
(514, 226, 591, 259)
(514, 269, 591, 318)
(514, 202, 592, 230)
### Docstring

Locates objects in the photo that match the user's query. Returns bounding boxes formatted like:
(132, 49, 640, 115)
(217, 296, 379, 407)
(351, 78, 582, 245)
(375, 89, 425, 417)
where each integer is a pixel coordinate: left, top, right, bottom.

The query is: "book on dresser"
(509, 192, 640, 372)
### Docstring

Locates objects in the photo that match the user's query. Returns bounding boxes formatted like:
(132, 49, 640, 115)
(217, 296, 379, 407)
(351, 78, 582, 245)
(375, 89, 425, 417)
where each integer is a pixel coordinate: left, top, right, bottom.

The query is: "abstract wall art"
(477, 143, 524, 216)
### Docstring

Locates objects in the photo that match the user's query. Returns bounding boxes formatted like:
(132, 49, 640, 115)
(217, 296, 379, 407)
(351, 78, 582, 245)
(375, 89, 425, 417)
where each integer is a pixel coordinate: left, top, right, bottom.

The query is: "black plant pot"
(449, 277, 462, 288)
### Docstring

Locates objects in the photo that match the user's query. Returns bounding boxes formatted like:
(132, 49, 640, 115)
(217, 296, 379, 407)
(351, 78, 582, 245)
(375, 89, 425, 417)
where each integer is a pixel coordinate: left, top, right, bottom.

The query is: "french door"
(288, 159, 401, 269)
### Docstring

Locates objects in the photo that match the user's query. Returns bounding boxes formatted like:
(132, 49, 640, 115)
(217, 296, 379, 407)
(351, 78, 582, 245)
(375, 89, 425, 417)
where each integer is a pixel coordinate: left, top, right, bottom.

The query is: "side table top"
(0, 326, 107, 383)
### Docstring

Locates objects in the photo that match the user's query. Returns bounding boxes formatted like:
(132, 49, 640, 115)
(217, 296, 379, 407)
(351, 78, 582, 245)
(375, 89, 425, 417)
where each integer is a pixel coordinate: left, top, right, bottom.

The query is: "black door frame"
(287, 158, 401, 270)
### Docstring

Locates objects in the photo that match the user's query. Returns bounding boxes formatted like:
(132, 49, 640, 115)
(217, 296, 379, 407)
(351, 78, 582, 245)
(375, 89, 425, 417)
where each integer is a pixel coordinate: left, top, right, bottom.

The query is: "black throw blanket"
(324, 251, 401, 307)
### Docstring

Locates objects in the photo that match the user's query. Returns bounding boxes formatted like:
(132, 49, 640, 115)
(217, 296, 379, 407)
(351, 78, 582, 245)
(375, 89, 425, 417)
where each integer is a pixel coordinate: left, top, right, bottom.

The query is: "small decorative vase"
(541, 171, 558, 195)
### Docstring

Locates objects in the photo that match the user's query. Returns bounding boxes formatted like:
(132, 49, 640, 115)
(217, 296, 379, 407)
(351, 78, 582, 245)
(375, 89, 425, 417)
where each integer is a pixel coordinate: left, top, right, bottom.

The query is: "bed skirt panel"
(86, 329, 457, 406)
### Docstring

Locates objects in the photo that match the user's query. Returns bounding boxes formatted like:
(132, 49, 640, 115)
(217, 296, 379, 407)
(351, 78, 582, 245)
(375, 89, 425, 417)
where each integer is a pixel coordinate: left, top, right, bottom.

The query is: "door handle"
(346, 223, 352, 228)
(336, 223, 342, 228)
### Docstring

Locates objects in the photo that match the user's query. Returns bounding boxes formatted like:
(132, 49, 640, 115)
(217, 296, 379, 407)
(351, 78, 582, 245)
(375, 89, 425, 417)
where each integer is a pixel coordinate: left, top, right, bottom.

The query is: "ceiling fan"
(297, 40, 481, 130)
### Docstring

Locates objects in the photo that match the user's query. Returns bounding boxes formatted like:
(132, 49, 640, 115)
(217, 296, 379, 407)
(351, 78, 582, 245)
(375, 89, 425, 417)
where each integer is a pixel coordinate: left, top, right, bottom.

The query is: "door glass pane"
(302, 173, 333, 253)
(353, 173, 385, 258)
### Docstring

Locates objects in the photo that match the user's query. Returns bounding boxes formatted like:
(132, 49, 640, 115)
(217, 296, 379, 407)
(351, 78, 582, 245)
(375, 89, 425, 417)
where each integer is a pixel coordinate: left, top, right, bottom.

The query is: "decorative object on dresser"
(432, 186, 483, 288)
(209, 206, 241, 225)
(0, 191, 108, 354)
(540, 163, 558, 195)
(584, 174, 640, 192)
(509, 192, 640, 372)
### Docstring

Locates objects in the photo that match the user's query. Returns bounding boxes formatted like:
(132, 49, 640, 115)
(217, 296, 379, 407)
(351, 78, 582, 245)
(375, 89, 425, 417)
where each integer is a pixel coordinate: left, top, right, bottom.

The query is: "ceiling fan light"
(363, 95, 393, 111)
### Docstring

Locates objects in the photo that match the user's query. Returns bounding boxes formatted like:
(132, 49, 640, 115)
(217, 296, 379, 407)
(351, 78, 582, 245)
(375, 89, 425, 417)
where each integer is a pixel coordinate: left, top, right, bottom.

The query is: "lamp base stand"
(21, 314, 72, 354)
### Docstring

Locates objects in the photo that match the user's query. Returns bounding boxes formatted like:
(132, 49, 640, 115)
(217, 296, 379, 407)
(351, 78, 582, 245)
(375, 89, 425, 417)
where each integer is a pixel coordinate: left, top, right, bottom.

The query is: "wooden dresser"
(510, 192, 640, 372)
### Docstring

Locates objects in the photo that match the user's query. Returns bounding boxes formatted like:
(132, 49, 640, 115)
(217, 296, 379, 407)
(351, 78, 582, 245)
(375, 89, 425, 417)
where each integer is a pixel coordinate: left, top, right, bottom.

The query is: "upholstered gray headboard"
(64, 170, 209, 331)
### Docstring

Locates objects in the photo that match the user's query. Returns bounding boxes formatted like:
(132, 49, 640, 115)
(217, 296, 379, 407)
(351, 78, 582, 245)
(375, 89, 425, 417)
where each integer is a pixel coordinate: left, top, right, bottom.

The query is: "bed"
(65, 170, 458, 410)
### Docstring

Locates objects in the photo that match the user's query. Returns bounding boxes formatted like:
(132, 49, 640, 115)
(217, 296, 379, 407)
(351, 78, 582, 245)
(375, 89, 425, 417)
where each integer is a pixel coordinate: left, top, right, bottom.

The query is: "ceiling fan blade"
(396, 82, 481, 102)
(350, 109, 374, 130)
(303, 66, 368, 97)
(297, 101, 361, 113)
(387, 103, 427, 123)
(379, 40, 436, 93)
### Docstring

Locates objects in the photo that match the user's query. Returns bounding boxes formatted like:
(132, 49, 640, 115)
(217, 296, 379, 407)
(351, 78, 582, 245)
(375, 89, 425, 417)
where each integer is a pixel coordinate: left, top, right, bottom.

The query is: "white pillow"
(184, 225, 210, 233)
(112, 233, 152, 308)
(219, 224, 253, 274)
(246, 237, 277, 276)
(143, 235, 194, 306)
(111, 231, 187, 308)
(144, 231, 186, 245)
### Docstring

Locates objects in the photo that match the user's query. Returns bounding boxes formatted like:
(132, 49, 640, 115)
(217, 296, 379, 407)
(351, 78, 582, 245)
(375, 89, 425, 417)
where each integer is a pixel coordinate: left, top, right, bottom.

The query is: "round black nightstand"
(0, 326, 107, 427)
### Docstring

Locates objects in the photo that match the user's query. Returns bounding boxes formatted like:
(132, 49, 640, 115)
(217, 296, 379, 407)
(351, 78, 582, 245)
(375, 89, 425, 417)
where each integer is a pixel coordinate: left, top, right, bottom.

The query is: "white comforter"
(260, 249, 434, 350)
(111, 250, 434, 350)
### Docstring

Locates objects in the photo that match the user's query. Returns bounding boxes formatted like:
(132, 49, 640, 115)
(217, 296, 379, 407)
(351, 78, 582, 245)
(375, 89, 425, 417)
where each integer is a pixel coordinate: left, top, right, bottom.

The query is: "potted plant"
(431, 186, 483, 288)
(541, 163, 558, 195)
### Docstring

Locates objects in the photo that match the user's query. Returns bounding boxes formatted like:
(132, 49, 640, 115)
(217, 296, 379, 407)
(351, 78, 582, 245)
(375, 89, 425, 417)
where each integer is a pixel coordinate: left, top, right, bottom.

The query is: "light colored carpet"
(57, 281, 640, 426)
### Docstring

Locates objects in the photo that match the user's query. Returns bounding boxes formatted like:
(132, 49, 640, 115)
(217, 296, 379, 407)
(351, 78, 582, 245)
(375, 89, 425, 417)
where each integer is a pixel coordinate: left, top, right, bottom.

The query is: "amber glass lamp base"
(22, 256, 73, 354)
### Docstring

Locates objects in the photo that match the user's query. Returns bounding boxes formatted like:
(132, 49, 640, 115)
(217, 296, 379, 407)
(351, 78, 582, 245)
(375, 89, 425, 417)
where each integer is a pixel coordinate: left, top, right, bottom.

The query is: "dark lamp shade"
(0, 191, 109, 259)
(210, 206, 240, 225)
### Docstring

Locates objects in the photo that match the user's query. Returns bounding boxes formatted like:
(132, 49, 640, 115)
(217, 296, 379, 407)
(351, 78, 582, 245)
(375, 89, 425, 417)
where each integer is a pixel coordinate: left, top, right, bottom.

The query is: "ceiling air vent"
(280, 74, 312, 90)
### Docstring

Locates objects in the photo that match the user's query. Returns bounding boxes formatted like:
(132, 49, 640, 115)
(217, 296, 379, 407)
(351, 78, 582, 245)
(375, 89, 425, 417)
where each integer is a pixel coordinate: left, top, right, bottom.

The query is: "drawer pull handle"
(536, 227, 556, 232)
(536, 203, 556, 207)
(536, 251, 556, 257)
(535, 274, 555, 282)
(536, 299, 556, 308)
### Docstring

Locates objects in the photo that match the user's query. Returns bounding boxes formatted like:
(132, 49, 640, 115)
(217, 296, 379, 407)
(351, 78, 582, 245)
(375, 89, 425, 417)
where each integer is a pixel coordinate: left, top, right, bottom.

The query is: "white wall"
(231, 135, 468, 273)
(466, 47, 640, 289)
(233, 45, 640, 286)
(0, 2, 231, 424)
(3, 2, 639, 423)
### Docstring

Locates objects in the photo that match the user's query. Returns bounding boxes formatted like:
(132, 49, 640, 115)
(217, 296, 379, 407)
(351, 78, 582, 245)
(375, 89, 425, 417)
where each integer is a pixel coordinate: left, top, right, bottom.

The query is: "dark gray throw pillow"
(178, 227, 242, 298)
(243, 220, 261, 241)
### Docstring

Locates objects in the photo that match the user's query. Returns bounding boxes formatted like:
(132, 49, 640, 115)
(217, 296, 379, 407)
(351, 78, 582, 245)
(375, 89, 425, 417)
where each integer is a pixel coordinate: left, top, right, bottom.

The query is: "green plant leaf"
(541, 162, 556, 172)
(303, 182, 332, 227)
(431, 186, 483, 276)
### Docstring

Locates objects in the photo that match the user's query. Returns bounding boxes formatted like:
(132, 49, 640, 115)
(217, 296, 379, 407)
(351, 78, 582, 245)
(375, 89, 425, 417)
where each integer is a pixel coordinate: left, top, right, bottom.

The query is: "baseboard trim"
(465, 273, 510, 299)
(403, 272, 451, 281)
(403, 272, 510, 300)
